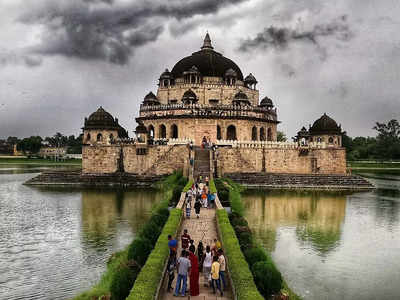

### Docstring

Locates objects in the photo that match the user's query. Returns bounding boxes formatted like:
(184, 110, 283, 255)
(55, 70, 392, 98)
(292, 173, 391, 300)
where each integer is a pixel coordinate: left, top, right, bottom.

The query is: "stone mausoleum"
(82, 34, 347, 177)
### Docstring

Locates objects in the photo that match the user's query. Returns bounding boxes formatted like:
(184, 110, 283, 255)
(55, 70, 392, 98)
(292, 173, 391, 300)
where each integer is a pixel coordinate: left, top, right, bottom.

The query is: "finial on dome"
(201, 32, 214, 50)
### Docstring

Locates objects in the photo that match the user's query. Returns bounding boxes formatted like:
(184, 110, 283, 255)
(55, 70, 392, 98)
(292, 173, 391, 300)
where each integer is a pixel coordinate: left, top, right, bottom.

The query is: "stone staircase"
(193, 148, 211, 179)
(225, 172, 375, 189)
(25, 169, 163, 187)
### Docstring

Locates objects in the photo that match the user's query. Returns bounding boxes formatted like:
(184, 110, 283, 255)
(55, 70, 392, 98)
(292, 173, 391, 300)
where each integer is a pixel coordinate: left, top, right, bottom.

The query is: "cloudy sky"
(0, 0, 399, 139)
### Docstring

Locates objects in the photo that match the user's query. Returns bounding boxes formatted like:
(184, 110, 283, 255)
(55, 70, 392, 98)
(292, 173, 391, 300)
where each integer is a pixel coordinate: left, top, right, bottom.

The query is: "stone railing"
(167, 138, 193, 145)
(215, 140, 327, 149)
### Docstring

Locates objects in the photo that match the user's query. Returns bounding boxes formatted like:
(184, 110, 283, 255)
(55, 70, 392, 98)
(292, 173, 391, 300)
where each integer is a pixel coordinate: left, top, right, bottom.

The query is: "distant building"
(39, 147, 67, 159)
(82, 34, 346, 176)
(0, 140, 15, 155)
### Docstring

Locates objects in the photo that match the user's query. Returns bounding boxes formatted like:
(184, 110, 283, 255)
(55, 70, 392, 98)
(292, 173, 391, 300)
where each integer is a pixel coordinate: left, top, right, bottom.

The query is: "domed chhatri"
(260, 96, 274, 108)
(295, 113, 343, 147)
(83, 106, 128, 144)
(143, 91, 160, 106)
(310, 113, 342, 135)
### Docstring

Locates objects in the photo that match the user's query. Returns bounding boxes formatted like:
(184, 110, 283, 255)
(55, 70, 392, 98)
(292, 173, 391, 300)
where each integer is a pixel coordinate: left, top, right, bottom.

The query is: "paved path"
(160, 194, 232, 300)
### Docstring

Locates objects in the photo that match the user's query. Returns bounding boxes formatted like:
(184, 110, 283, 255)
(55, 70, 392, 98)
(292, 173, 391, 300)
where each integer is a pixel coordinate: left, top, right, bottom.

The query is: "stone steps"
(225, 172, 374, 188)
(25, 170, 163, 186)
(194, 149, 211, 178)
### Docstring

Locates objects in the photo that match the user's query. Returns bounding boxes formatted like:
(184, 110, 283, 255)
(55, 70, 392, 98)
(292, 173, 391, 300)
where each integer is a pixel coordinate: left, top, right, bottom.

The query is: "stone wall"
(83, 145, 120, 173)
(82, 144, 190, 175)
(217, 147, 346, 175)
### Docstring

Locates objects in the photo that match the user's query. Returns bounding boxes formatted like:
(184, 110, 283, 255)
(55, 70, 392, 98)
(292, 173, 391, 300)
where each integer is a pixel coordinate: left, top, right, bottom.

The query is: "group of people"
(167, 231, 226, 297)
(184, 180, 216, 219)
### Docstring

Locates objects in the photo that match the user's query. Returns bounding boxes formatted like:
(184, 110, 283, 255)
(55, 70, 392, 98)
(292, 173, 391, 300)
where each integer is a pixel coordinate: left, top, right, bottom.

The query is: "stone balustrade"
(139, 103, 277, 121)
(167, 138, 193, 145)
(215, 140, 328, 149)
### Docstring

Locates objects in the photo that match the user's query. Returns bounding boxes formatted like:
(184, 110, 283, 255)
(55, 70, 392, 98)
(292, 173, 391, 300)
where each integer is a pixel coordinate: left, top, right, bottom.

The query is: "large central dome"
(171, 33, 244, 80)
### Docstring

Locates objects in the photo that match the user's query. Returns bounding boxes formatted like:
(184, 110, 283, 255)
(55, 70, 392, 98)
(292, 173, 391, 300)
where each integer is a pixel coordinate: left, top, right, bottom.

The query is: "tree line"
(343, 119, 400, 160)
(4, 133, 83, 155)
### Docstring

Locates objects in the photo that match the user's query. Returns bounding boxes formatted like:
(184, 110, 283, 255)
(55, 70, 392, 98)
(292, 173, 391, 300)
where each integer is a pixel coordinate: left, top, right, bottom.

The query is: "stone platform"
(225, 172, 374, 190)
(24, 169, 163, 187)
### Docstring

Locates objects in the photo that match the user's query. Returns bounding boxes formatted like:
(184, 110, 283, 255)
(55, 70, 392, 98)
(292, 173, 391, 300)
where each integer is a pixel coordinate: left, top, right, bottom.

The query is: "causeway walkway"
(160, 188, 232, 300)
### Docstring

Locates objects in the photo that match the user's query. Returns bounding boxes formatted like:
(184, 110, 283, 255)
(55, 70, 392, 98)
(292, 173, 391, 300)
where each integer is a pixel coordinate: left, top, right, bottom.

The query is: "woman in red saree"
(189, 249, 200, 296)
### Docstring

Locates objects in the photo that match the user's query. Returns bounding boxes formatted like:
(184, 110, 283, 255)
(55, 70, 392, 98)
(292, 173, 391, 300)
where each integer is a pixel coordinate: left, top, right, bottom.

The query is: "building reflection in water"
(80, 188, 162, 249)
(243, 190, 348, 255)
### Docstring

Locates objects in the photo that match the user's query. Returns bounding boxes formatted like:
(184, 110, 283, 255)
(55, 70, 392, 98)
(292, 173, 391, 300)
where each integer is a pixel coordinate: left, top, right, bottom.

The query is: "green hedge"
(216, 209, 264, 300)
(182, 179, 194, 192)
(209, 179, 217, 194)
(127, 208, 182, 300)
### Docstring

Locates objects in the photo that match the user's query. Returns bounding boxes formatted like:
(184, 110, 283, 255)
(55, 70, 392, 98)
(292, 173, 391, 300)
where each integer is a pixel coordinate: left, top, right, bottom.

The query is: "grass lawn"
(348, 161, 400, 175)
(0, 157, 82, 165)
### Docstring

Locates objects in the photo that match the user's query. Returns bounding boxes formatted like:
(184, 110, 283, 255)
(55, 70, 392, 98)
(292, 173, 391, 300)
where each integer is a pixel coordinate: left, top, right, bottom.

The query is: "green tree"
(373, 119, 400, 160)
(277, 131, 287, 142)
(17, 136, 42, 155)
(6, 136, 19, 145)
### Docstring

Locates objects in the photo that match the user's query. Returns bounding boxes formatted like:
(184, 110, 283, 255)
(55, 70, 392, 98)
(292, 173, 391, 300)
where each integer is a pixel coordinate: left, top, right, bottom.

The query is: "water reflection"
(243, 191, 347, 255)
(242, 175, 400, 300)
(0, 169, 162, 300)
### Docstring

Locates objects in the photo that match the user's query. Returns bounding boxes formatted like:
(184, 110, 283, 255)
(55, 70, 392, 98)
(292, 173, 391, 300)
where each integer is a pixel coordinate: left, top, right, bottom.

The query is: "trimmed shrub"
(110, 264, 138, 300)
(127, 238, 152, 267)
(140, 221, 162, 245)
(252, 260, 283, 298)
(238, 231, 253, 248)
(157, 207, 170, 218)
(177, 175, 188, 187)
(230, 214, 249, 228)
(244, 247, 268, 268)
(149, 213, 168, 227)
(234, 225, 251, 236)
(182, 179, 194, 192)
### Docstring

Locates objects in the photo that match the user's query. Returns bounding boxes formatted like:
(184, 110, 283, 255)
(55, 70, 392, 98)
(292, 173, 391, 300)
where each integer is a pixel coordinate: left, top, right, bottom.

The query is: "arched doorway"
(148, 125, 155, 139)
(252, 126, 257, 141)
(159, 124, 166, 138)
(109, 133, 114, 142)
(227, 125, 237, 140)
(267, 128, 272, 141)
(171, 124, 178, 139)
(260, 128, 265, 141)
(97, 133, 103, 142)
(217, 125, 222, 140)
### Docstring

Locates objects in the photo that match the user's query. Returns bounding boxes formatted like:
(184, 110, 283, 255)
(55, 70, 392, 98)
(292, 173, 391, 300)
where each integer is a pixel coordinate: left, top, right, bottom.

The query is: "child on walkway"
(181, 229, 191, 250)
(211, 255, 223, 296)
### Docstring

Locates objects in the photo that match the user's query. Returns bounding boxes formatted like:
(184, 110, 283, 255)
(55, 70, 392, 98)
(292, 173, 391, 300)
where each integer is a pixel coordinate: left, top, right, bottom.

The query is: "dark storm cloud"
(0, 50, 43, 67)
(19, 0, 248, 65)
(238, 15, 352, 53)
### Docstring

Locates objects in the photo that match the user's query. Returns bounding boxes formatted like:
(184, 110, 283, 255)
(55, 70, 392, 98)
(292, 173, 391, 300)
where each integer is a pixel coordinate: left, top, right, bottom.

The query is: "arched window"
(217, 125, 222, 140)
(159, 124, 166, 138)
(252, 126, 257, 141)
(227, 125, 237, 140)
(171, 124, 178, 139)
(328, 137, 334, 144)
(267, 128, 272, 141)
(86, 133, 91, 142)
(182, 89, 197, 104)
(317, 137, 322, 143)
(109, 133, 114, 142)
(148, 125, 155, 138)
(97, 133, 103, 142)
(260, 128, 266, 141)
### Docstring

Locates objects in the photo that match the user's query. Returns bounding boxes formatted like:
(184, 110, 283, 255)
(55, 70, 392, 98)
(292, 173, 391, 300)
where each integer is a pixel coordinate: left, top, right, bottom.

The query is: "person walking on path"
(212, 238, 221, 256)
(181, 229, 191, 250)
(168, 235, 177, 255)
(197, 241, 204, 271)
(174, 250, 191, 297)
(188, 248, 200, 296)
(185, 198, 191, 218)
(202, 245, 212, 287)
(211, 256, 223, 296)
(189, 239, 196, 254)
(167, 251, 177, 292)
(194, 199, 201, 218)
(218, 249, 227, 291)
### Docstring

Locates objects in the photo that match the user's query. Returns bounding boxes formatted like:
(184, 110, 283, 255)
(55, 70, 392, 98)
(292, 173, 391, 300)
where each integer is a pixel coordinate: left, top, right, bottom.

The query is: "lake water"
(0, 165, 162, 300)
(242, 174, 400, 300)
